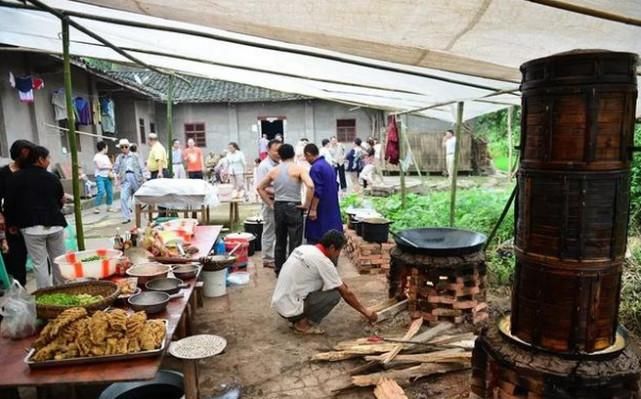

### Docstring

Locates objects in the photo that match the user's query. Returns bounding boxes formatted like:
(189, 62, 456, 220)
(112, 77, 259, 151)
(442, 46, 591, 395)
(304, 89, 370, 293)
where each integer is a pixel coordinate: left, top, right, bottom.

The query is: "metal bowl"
(171, 264, 199, 280)
(126, 263, 171, 286)
(128, 291, 170, 314)
(145, 278, 188, 295)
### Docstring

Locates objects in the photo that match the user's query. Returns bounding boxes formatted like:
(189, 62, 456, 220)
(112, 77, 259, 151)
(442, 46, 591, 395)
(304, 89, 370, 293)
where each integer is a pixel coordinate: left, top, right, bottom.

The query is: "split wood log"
(369, 298, 399, 313)
(428, 332, 475, 345)
(335, 339, 409, 351)
(351, 362, 469, 387)
(365, 348, 469, 363)
(312, 343, 406, 361)
(348, 360, 380, 376)
(380, 318, 423, 365)
(374, 378, 408, 399)
(375, 299, 408, 323)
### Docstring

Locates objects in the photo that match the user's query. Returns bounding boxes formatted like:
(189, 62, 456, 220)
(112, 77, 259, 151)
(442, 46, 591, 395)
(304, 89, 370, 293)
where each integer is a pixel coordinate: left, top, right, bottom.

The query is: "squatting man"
(271, 230, 377, 334)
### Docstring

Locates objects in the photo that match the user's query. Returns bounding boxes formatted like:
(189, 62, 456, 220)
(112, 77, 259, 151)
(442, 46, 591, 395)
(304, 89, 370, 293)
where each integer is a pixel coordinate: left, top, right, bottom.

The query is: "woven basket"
(33, 280, 121, 319)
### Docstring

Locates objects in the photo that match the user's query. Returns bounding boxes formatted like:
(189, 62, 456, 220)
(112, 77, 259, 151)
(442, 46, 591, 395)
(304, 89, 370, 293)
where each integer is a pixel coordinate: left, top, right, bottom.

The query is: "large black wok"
(393, 227, 487, 256)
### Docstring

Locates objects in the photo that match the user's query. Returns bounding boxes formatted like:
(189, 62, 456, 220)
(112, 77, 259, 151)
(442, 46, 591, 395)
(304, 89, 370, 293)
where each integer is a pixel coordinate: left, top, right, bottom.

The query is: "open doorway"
(259, 118, 284, 140)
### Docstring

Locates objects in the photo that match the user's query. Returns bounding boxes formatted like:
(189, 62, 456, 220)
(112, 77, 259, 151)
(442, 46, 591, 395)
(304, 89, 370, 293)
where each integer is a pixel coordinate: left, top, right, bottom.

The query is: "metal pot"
(361, 218, 392, 243)
(392, 227, 487, 256)
(145, 278, 188, 295)
(171, 264, 200, 280)
(126, 263, 171, 287)
(128, 291, 170, 314)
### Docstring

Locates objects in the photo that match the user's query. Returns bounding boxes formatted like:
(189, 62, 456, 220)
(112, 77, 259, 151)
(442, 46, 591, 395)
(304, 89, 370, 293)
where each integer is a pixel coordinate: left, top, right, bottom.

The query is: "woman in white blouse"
(226, 142, 247, 196)
(93, 141, 114, 213)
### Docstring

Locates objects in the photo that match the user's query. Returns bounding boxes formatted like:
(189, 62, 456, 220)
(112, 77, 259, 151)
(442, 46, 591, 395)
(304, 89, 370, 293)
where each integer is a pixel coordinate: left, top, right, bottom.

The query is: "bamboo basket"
(33, 281, 120, 319)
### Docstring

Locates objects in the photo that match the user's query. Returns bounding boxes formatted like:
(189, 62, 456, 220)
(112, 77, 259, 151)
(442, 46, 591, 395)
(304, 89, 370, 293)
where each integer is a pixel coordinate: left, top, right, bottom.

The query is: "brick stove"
(389, 228, 489, 326)
(470, 51, 641, 399)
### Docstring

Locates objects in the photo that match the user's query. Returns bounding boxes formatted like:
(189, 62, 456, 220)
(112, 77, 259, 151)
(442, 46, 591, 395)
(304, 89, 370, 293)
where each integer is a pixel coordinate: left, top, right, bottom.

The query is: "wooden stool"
(169, 335, 227, 399)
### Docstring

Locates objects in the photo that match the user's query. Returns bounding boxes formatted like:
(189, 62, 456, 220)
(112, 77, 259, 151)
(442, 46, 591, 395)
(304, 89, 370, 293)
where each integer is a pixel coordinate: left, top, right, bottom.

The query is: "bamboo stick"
(368, 298, 399, 313)
(507, 105, 513, 181)
(167, 74, 174, 176)
(449, 101, 464, 227)
(62, 19, 85, 250)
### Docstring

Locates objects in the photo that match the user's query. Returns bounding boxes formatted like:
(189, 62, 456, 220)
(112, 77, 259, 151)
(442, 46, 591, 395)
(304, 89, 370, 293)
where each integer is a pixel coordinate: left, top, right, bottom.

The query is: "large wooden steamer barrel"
(511, 51, 638, 353)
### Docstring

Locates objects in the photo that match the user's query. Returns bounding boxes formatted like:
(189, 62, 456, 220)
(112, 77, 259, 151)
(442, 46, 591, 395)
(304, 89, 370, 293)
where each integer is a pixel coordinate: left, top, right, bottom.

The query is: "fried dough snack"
(31, 308, 165, 362)
(33, 307, 88, 350)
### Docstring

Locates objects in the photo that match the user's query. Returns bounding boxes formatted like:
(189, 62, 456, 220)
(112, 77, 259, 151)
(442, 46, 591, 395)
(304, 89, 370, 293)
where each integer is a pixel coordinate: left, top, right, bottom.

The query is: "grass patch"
(493, 156, 510, 172)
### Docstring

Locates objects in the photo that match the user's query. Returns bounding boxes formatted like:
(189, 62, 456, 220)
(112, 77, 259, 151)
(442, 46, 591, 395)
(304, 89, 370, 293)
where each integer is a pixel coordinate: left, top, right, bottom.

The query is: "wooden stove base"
(470, 323, 641, 399)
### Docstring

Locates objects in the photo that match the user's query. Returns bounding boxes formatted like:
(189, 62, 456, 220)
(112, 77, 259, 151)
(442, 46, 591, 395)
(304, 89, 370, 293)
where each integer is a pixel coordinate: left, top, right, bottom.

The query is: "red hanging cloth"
(384, 115, 400, 165)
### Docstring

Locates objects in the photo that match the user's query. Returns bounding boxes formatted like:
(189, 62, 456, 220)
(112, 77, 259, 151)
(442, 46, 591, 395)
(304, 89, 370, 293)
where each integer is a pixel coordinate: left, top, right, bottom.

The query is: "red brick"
(427, 295, 456, 304)
(474, 302, 488, 313)
(452, 300, 478, 309)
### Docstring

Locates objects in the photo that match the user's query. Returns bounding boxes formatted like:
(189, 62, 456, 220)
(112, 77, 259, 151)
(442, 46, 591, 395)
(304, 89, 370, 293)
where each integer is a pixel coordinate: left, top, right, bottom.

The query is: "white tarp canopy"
(0, 0, 639, 120)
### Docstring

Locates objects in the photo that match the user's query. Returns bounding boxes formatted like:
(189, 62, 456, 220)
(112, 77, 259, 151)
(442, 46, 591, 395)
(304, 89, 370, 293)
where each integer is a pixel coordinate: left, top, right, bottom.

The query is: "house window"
(149, 122, 156, 134)
(139, 118, 146, 143)
(184, 122, 206, 147)
(336, 119, 356, 142)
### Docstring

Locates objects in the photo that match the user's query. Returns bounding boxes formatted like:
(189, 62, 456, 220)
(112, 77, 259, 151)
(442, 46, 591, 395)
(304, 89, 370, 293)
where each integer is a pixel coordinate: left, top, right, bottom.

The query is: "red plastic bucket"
(224, 236, 249, 269)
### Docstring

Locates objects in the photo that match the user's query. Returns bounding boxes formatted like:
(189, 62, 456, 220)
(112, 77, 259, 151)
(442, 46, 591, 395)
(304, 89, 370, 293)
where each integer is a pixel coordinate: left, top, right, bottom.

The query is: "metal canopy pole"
(62, 19, 85, 250)
(449, 102, 464, 227)
(167, 74, 175, 176)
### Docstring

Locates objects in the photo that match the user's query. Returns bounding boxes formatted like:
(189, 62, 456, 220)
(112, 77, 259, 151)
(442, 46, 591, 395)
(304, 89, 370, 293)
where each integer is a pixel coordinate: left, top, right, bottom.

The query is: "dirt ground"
(185, 253, 472, 399)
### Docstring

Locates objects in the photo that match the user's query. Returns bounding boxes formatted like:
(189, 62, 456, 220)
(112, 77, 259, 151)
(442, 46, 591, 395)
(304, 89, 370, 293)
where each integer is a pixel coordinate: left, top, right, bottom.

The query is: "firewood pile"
(344, 228, 394, 274)
(312, 316, 474, 396)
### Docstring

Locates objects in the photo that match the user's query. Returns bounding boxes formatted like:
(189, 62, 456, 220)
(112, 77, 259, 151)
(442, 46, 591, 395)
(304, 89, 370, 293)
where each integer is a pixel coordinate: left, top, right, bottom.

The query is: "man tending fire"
(271, 230, 377, 335)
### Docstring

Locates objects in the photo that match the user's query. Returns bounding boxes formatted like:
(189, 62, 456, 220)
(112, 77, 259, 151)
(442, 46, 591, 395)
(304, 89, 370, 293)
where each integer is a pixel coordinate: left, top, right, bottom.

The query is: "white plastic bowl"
(55, 249, 123, 280)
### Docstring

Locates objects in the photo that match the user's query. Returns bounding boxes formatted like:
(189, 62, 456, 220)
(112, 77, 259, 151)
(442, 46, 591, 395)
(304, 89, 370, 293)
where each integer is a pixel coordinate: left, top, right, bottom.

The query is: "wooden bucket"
(511, 51, 638, 353)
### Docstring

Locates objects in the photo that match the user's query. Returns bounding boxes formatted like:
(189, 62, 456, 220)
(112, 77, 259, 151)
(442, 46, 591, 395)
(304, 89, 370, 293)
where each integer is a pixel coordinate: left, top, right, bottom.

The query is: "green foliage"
(475, 107, 521, 172)
(620, 237, 641, 334)
(341, 188, 514, 248)
(341, 188, 516, 287)
(486, 251, 515, 287)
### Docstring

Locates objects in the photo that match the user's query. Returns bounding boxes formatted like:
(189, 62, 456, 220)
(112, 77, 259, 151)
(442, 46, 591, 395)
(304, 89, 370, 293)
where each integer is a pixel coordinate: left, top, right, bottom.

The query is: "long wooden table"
(0, 225, 222, 391)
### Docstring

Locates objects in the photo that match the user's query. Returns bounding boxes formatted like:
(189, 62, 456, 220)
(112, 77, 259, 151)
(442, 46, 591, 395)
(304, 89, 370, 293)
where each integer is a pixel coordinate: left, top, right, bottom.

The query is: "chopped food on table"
(31, 307, 166, 361)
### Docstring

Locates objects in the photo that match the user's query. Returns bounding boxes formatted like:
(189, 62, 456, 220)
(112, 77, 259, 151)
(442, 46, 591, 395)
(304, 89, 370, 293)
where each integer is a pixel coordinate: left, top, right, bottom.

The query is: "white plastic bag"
(0, 279, 37, 339)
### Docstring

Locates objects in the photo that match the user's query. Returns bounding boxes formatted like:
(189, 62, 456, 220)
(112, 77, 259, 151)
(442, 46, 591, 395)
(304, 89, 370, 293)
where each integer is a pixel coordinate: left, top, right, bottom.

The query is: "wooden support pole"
(397, 115, 406, 209)
(449, 102, 464, 227)
(62, 19, 85, 250)
(167, 74, 174, 176)
(507, 105, 513, 181)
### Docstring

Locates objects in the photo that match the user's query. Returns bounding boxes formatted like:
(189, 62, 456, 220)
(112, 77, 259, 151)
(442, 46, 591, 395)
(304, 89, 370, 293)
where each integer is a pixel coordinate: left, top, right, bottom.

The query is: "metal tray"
(24, 319, 168, 369)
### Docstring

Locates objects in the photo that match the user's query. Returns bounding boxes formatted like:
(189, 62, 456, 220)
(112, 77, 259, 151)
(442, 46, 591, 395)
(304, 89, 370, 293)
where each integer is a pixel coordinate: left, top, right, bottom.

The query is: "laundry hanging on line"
(9, 72, 45, 103)
(73, 96, 92, 125)
(99, 97, 116, 133)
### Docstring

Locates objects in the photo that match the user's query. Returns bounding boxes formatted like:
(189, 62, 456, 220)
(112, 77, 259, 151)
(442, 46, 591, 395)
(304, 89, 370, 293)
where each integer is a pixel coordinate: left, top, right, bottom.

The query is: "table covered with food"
(0, 221, 223, 392)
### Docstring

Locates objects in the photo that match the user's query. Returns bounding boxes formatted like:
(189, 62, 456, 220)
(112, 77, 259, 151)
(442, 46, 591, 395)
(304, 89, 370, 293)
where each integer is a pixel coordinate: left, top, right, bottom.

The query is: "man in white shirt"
(255, 139, 281, 268)
(271, 230, 377, 334)
(443, 129, 457, 182)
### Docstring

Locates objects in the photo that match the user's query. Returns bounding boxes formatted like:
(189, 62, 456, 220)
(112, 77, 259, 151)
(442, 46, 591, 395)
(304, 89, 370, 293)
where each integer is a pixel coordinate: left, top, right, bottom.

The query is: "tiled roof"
(98, 70, 309, 103)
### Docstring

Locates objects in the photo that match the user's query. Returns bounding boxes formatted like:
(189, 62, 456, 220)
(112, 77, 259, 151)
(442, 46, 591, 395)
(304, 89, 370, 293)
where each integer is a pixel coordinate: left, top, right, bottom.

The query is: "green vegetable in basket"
(36, 293, 104, 306)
